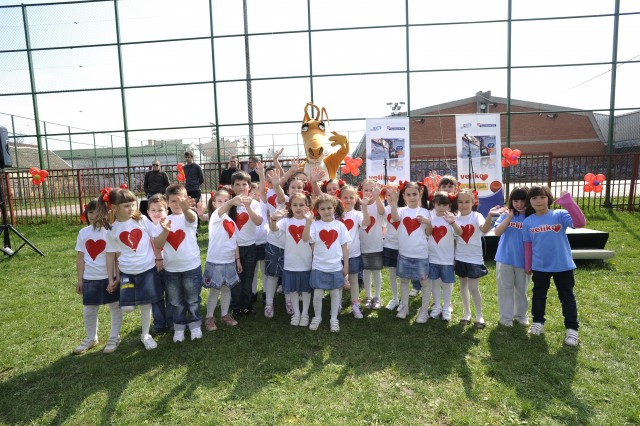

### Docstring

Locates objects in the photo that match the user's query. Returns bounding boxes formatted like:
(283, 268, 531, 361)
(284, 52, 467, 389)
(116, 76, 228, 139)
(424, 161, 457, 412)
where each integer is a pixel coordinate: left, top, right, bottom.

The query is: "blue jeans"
(164, 266, 203, 331)
(231, 244, 257, 311)
(531, 269, 578, 330)
(152, 269, 173, 331)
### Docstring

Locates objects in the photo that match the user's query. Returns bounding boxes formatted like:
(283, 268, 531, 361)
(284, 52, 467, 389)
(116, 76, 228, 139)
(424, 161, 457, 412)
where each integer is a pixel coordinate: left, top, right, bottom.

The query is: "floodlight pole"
(604, 0, 620, 210)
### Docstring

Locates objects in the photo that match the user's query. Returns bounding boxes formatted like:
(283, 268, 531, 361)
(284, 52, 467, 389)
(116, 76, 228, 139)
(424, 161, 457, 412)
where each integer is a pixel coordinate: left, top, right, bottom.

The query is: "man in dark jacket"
(219, 156, 238, 186)
(144, 161, 170, 199)
(183, 151, 204, 203)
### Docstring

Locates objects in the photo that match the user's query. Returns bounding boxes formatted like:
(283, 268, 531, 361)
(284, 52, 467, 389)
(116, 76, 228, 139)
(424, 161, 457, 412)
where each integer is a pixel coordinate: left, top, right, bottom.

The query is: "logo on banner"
(461, 123, 472, 128)
(369, 126, 382, 131)
(386, 126, 406, 131)
(477, 123, 496, 127)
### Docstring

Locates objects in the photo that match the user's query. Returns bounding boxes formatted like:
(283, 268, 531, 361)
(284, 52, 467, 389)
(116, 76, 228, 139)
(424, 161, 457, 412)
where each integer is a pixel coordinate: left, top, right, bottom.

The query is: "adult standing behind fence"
(219, 156, 238, 186)
(144, 161, 170, 199)
(183, 151, 204, 203)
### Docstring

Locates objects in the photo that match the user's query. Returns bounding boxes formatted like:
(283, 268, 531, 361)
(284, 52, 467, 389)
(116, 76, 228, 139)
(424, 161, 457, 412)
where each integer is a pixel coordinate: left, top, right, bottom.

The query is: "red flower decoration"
(447, 192, 456, 201)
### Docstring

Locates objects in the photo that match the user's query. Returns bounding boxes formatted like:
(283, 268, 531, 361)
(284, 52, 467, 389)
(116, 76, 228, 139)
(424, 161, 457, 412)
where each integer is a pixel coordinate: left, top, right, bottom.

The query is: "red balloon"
(502, 148, 512, 157)
(352, 168, 360, 177)
(512, 149, 521, 157)
(32, 177, 42, 185)
(344, 155, 352, 162)
(595, 173, 606, 182)
(341, 165, 350, 174)
(39, 170, 49, 178)
(177, 173, 186, 182)
(353, 157, 363, 167)
(501, 159, 510, 168)
(584, 173, 595, 183)
(349, 163, 359, 173)
(29, 167, 39, 176)
(509, 158, 518, 166)
(584, 183, 594, 192)
(177, 163, 184, 171)
(594, 185, 604, 193)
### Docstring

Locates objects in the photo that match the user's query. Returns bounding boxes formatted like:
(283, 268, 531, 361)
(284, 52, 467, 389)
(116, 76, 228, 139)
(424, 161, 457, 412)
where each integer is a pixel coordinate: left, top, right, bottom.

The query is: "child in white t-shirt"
(340, 185, 368, 319)
(358, 179, 386, 310)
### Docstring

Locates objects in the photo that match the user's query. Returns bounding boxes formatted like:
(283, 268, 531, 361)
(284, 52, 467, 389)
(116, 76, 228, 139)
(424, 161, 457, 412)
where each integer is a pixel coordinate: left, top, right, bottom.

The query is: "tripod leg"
(5, 225, 45, 257)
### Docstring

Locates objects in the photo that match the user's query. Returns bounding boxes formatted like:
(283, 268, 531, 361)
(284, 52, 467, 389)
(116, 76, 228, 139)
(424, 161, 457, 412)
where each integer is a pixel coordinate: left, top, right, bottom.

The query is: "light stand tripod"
(0, 169, 44, 257)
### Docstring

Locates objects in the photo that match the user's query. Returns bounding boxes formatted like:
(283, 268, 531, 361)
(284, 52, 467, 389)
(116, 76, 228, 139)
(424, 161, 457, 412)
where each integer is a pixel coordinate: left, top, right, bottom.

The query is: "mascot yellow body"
(300, 102, 349, 180)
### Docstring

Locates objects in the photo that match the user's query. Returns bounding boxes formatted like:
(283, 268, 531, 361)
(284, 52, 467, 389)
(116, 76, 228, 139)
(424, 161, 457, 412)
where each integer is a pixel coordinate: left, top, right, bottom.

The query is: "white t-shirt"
(454, 211, 485, 265)
(235, 199, 262, 247)
(341, 209, 363, 258)
(359, 202, 385, 254)
(309, 219, 351, 272)
(276, 217, 312, 271)
(206, 210, 238, 264)
(255, 201, 269, 245)
(76, 225, 109, 280)
(156, 213, 201, 273)
(396, 206, 430, 259)
(266, 192, 287, 248)
(428, 214, 456, 265)
(106, 216, 156, 275)
(383, 205, 400, 250)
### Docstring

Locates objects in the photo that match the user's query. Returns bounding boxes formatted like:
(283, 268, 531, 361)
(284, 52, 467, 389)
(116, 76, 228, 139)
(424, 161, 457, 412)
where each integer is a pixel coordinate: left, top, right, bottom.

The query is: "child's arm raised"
(266, 169, 287, 204)
(269, 208, 288, 232)
(256, 161, 267, 203)
(387, 185, 401, 221)
(301, 208, 314, 242)
(493, 208, 513, 237)
(443, 211, 463, 236)
(361, 197, 372, 228)
(245, 197, 263, 225)
(555, 191, 586, 228)
(180, 197, 197, 223)
(272, 147, 285, 177)
(154, 218, 172, 249)
(373, 185, 385, 216)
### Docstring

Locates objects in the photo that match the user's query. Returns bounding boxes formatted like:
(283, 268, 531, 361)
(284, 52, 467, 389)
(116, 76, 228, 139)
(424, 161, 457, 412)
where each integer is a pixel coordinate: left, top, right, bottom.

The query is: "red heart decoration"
(431, 226, 447, 244)
(223, 219, 235, 238)
(235, 212, 249, 230)
(388, 176, 396, 182)
(340, 218, 354, 231)
(387, 214, 400, 230)
(364, 216, 376, 233)
(85, 239, 106, 261)
(479, 174, 489, 181)
(166, 229, 186, 251)
(119, 229, 143, 251)
(402, 217, 421, 235)
(268, 193, 277, 208)
(460, 224, 475, 243)
(319, 229, 338, 249)
(288, 225, 304, 244)
(551, 224, 562, 233)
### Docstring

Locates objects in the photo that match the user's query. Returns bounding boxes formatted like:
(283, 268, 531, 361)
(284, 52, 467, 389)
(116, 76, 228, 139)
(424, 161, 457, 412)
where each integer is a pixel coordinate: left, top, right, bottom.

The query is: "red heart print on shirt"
(387, 214, 400, 230)
(223, 219, 235, 238)
(268, 193, 277, 208)
(340, 218, 354, 231)
(364, 216, 376, 233)
(235, 212, 249, 230)
(166, 229, 185, 251)
(402, 217, 420, 235)
(119, 228, 143, 251)
(551, 224, 562, 233)
(319, 229, 338, 250)
(288, 225, 304, 244)
(85, 239, 106, 261)
(431, 226, 447, 244)
(460, 224, 475, 243)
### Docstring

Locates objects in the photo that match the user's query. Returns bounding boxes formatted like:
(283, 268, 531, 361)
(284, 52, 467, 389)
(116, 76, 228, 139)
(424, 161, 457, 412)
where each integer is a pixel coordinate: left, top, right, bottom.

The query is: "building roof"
(6, 144, 71, 170)
(594, 110, 640, 148)
(54, 140, 192, 160)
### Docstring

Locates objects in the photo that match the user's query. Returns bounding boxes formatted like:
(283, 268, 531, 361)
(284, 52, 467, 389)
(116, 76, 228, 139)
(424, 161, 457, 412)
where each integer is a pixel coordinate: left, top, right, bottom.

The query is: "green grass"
(0, 211, 639, 425)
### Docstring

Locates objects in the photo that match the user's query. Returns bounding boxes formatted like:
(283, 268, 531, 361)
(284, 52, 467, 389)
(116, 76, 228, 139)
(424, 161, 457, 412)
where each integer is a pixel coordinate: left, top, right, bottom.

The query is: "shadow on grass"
(486, 326, 593, 423)
(604, 210, 640, 243)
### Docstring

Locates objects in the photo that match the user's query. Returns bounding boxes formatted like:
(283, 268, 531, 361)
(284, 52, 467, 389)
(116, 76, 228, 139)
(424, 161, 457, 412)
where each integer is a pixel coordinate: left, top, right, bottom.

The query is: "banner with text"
(454, 114, 504, 216)
(365, 117, 411, 184)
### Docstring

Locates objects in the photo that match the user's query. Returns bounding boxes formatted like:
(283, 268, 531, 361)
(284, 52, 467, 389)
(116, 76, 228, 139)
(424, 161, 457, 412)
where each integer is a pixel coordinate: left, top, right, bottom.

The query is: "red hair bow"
(80, 203, 88, 223)
(217, 184, 226, 190)
(100, 187, 113, 207)
(398, 180, 406, 191)
(338, 179, 345, 187)
(119, 183, 128, 189)
(304, 182, 313, 193)
(335, 189, 341, 198)
(447, 192, 456, 201)
(210, 191, 216, 198)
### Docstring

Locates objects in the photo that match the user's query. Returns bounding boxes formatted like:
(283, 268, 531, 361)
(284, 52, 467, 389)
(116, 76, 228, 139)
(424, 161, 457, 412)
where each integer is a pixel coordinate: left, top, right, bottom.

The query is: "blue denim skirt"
(256, 243, 266, 261)
(82, 277, 119, 305)
(310, 269, 344, 290)
(119, 267, 162, 306)
(454, 261, 488, 279)
(283, 270, 312, 293)
(203, 261, 240, 289)
(429, 263, 456, 284)
(382, 247, 399, 268)
(396, 254, 429, 281)
(264, 242, 285, 277)
(348, 255, 363, 275)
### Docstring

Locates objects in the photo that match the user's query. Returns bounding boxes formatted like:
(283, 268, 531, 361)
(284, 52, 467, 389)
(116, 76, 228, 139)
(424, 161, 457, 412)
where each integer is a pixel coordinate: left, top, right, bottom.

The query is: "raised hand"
(272, 208, 288, 221)
(303, 207, 315, 222)
(443, 211, 457, 224)
(273, 147, 285, 160)
(179, 197, 196, 212)
(160, 218, 172, 232)
(488, 205, 507, 216)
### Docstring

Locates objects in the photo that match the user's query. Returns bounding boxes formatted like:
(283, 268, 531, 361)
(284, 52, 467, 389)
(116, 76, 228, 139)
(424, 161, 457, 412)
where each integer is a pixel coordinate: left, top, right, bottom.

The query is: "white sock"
(301, 292, 311, 315)
(83, 305, 99, 340)
(220, 286, 231, 317)
(460, 278, 471, 319)
(289, 292, 300, 315)
(107, 301, 123, 338)
(313, 289, 324, 319)
(442, 282, 453, 313)
(330, 288, 341, 320)
(431, 279, 441, 310)
(363, 269, 372, 299)
(400, 279, 410, 307)
(206, 288, 220, 317)
(285, 291, 291, 305)
(388, 267, 399, 300)
(420, 279, 432, 309)
(264, 275, 278, 306)
(252, 262, 260, 294)
(349, 273, 360, 304)
(467, 278, 483, 321)
(372, 269, 382, 299)
(140, 304, 152, 337)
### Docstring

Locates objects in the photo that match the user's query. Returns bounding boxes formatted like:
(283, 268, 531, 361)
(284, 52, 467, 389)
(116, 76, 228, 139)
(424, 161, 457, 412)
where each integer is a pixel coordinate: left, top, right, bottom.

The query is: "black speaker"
(0, 126, 12, 169)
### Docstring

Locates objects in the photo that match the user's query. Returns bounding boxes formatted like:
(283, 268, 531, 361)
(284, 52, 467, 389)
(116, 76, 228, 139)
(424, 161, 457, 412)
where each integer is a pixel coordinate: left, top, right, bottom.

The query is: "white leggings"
(313, 289, 341, 320)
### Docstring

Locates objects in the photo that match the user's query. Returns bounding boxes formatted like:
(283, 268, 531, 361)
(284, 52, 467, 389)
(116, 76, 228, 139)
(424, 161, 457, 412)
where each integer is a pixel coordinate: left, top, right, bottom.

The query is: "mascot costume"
(300, 102, 349, 180)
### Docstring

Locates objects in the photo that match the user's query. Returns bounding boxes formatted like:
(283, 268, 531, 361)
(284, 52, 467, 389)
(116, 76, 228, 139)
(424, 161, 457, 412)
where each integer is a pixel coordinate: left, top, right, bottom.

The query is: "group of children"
(74, 158, 586, 354)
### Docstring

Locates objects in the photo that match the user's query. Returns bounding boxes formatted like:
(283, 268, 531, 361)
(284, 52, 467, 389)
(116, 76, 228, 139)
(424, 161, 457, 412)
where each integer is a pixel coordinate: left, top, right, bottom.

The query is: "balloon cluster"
(340, 156, 363, 177)
(176, 163, 186, 182)
(584, 173, 606, 193)
(501, 148, 521, 168)
(29, 167, 49, 186)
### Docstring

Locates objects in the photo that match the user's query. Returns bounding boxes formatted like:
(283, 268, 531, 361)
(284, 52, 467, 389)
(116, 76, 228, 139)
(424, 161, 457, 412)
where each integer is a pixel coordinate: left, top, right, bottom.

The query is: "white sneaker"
(430, 308, 442, 319)
(528, 322, 544, 335)
(330, 319, 340, 332)
(299, 314, 310, 327)
(309, 317, 322, 331)
(386, 299, 399, 311)
(352, 303, 363, 319)
(415, 307, 429, 324)
(290, 313, 301, 326)
(371, 297, 382, 309)
(73, 338, 98, 354)
(142, 334, 158, 350)
(564, 329, 579, 346)
(442, 310, 451, 322)
(190, 327, 202, 341)
(364, 297, 373, 309)
(173, 330, 185, 343)
(409, 288, 420, 297)
(103, 336, 121, 354)
(276, 285, 284, 294)
(396, 304, 408, 319)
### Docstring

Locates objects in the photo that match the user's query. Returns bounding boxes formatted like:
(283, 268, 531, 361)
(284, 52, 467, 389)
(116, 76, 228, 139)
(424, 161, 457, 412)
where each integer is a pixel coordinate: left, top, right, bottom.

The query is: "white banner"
(365, 118, 411, 184)
(455, 114, 504, 216)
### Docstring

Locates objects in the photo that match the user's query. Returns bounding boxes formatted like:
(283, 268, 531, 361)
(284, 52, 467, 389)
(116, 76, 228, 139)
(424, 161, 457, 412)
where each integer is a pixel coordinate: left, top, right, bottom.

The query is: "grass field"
(0, 211, 638, 425)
